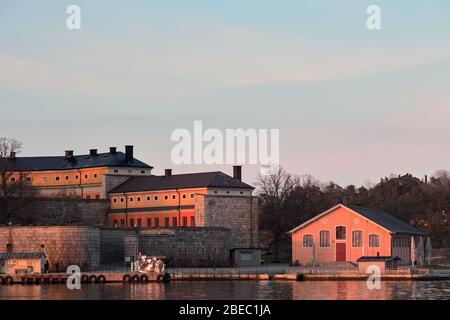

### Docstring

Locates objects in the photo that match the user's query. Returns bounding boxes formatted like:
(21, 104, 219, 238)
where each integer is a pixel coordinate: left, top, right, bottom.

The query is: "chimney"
(90, 149, 98, 156)
(125, 145, 134, 163)
(109, 147, 117, 155)
(233, 165, 242, 181)
(165, 169, 172, 177)
(424, 175, 428, 184)
(65, 150, 74, 161)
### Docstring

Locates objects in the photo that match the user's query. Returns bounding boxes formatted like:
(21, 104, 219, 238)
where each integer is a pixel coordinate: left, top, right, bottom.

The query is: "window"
(114, 169, 119, 173)
(113, 198, 117, 203)
(120, 219, 125, 227)
(137, 219, 142, 228)
(240, 191, 244, 195)
(154, 196, 158, 201)
(128, 170, 132, 174)
(26, 177, 32, 182)
(129, 197, 133, 202)
(141, 170, 145, 174)
(75, 175, 79, 179)
(182, 217, 188, 227)
(147, 218, 151, 227)
(352, 231, 362, 247)
(154, 218, 159, 227)
(214, 190, 218, 194)
(164, 217, 169, 227)
(94, 174, 97, 178)
(86, 195, 91, 199)
(319, 230, 330, 247)
(226, 191, 230, 194)
(336, 226, 346, 240)
(303, 234, 313, 247)
(369, 234, 380, 247)
(113, 219, 118, 227)
(190, 217, 195, 227)
(137, 197, 141, 202)
(10, 178, 15, 182)
(95, 195, 100, 199)
(190, 194, 194, 198)
(120, 198, 124, 202)
(84, 174, 88, 179)
(182, 194, 187, 199)
(164, 195, 168, 200)
(172, 217, 177, 227)
(147, 196, 150, 201)
(172, 195, 176, 200)
(130, 218, 135, 227)
(56, 176, 60, 181)
(65, 176, 69, 180)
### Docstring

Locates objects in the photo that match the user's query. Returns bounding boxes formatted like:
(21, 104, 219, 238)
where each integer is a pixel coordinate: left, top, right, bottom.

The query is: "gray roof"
(2, 152, 152, 171)
(347, 205, 425, 236)
(0, 252, 45, 260)
(110, 171, 254, 193)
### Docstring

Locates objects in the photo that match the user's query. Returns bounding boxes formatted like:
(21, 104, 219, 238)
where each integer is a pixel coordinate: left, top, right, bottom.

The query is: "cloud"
(0, 22, 449, 97)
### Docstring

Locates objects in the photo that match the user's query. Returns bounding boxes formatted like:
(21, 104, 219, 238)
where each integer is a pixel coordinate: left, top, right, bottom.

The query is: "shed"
(0, 252, 46, 275)
(357, 256, 401, 274)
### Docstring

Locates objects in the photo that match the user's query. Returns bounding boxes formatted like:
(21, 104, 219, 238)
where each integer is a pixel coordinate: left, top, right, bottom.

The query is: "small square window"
(56, 177, 60, 181)
(10, 178, 15, 182)
(141, 170, 145, 174)
(190, 194, 194, 198)
(94, 174, 97, 178)
(113, 198, 117, 203)
(137, 197, 141, 202)
(120, 198, 124, 202)
(172, 195, 176, 200)
(164, 195, 168, 200)
(147, 196, 150, 201)
(129, 197, 133, 202)
(214, 190, 218, 194)
(84, 175, 88, 179)
(65, 176, 69, 180)
(75, 175, 79, 179)
(182, 194, 186, 199)
(226, 191, 230, 194)
(154, 196, 158, 201)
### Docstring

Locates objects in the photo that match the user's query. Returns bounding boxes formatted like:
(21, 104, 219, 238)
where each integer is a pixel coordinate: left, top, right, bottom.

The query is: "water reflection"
(1, 281, 450, 300)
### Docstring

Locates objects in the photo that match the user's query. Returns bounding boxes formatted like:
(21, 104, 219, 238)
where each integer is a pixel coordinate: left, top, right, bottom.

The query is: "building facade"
(4, 146, 152, 199)
(289, 204, 426, 265)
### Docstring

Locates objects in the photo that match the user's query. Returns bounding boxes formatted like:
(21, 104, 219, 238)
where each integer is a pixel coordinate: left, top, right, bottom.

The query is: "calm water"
(1, 281, 450, 300)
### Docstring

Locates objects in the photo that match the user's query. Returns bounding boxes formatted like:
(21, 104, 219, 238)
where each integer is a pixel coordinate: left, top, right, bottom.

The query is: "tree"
(0, 137, 37, 224)
(256, 166, 298, 262)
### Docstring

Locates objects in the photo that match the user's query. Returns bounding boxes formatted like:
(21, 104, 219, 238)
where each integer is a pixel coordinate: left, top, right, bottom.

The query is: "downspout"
(250, 191, 253, 248)
(76, 169, 84, 198)
(176, 189, 181, 226)
(123, 192, 128, 228)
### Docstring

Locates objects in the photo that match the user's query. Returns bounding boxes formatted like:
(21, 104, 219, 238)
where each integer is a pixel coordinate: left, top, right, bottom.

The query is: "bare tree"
(50, 191, 81, 225)
(0, 137, 37, 224)
(256, 166, 298, 262)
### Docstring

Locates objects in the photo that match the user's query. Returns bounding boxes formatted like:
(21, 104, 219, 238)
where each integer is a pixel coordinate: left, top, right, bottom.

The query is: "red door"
(336, 243, 346, 261)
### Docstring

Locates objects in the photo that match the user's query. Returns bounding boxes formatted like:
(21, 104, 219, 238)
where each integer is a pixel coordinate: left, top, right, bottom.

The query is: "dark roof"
(3, 152, 152, 171)
(110, 171, 254, 193)
(357, 256, 401, 262)
(348, 205, 425, 236)
(0, 252, 45, 260)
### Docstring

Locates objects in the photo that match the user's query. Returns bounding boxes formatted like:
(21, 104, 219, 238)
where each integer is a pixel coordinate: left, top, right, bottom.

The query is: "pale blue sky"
(1, 1, 449, 186)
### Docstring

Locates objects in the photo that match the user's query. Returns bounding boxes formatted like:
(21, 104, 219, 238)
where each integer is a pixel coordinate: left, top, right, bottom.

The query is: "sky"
(0, 0, 449, 187)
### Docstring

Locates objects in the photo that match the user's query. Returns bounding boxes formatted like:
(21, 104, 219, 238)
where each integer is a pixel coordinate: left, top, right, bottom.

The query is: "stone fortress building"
(0, 146, 260, 270)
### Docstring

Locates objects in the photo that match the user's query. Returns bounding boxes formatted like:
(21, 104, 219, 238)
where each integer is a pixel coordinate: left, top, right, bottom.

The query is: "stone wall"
(124, 227, 232, 267)
(195, 195, 259, 249)
(0, 226, 100, 272)
(17, 198, 109, 226)
(100, 227, 137, 264)
(102, 175, 131, 198)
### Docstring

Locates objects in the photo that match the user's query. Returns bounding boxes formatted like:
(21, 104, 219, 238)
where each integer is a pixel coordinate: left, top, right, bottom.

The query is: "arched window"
(369, 234, 380, 247)
(303, 234, 313, 247)
(352, 230, 362, 247)
(336, 226, 346, 240)
(319, 230, 330, 247)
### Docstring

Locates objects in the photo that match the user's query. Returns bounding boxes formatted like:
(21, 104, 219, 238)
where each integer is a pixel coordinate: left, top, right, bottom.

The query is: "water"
(1, 281, 450, 300)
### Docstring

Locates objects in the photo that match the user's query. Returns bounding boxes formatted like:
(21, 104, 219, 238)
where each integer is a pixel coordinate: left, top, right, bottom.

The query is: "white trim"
(368, 233, 381, 248)
(302, 234, 314, 248)
(318, 229, 331, 248)
(351, 229, 363, 248)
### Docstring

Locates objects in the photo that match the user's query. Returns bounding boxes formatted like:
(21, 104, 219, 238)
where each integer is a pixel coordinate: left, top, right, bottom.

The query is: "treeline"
(257, 168, 450, 261)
